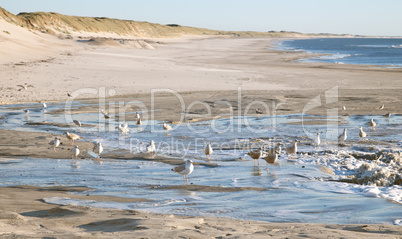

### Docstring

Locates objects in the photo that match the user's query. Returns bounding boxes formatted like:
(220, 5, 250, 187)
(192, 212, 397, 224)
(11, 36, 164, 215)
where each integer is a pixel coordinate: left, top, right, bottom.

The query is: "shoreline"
(0, 36, 401, 237)
(0, 185, 401, 238)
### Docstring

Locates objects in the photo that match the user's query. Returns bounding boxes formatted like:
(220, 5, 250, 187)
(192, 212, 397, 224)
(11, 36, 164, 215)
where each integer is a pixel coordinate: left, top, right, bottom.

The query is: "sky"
(1, 0, 401, 36)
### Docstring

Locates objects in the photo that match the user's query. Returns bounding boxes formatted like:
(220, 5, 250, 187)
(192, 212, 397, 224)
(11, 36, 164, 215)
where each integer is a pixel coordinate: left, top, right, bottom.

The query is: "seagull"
(17, 84, 34, 91)
(65, 131, 82, 145)
(163, 123, 173, 131)
(338, 128, 347, 142)
(267, 143, 282, 155)
(172, 160, 195, 184)
(71, 145, 80, 160)
(42, 102, 47, 109)
(368, 119, 376, 127)
(48, 137, 60, 152)
(101, 109, 110, 119)
(315, 133, 321, 146)
(146, 140, 156, 156)
(136, 112, 140, 120)
(73, 120, 82, 128)
(93, 142, 103, 159)
(204, 143, 213, 160)
(285, 140, 298, 159)
(384, 112, 391, 118)
(359, 127, 367, 139)
(262, 149, 279, 171)
(379, 104, 385, 110)
(247, 148, 263, 165)
(118, 122, 130, 134)
(342, 105, 346, 111)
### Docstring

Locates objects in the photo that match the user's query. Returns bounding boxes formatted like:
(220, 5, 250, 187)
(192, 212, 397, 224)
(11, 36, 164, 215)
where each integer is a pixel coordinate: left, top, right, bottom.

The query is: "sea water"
(274, 38, 402, 68)
(0, 101, 401, 225)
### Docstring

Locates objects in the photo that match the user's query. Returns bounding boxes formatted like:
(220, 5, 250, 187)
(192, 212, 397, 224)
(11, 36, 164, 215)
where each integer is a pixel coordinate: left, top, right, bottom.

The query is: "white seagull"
(172, 160, 195, 184)
(368, 119, 376, 127)
(93, 142, 103, 159)
(71, 145, 80, 160)
(163, 123, 173, 131)
(204, 143, 213, 160)
(285, 140, 298, 159)
(267, 143, 283, 155)
(338, 128, 347, 142)
(48, 137, 60, 152)
(146, 140, 156, 157)
(315, 133, 321, 146)
(359, 127, 367, 139)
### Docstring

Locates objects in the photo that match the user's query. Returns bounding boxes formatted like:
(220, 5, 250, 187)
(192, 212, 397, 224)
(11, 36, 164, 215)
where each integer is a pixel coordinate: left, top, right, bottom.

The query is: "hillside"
(0, 6, 308, 39)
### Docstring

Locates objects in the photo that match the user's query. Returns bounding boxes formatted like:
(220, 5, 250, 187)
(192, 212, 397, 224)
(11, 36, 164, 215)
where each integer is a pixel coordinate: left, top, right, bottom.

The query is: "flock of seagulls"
(18, 99, 395, 183)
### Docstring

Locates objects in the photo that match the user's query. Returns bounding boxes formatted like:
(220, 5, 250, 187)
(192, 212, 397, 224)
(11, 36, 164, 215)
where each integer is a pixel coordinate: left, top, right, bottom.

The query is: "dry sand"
(1, 18, 402, 238)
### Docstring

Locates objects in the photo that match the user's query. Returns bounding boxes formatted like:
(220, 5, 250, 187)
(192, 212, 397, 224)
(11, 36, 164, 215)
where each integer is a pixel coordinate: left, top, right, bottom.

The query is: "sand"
(1, 18, 402, 237)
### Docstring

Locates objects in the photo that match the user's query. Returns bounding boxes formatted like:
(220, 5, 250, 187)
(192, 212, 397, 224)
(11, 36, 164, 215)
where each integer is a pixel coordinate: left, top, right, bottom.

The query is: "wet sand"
(0, 36, 402, 237)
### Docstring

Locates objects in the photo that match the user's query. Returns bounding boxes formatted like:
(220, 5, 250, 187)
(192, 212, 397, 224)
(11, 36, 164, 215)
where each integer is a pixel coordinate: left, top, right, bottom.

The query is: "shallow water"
(0, 101, 401, 225)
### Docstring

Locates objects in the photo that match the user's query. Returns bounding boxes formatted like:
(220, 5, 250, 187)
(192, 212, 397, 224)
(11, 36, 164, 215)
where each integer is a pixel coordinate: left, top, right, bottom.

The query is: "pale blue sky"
(1, 0, 401, 36)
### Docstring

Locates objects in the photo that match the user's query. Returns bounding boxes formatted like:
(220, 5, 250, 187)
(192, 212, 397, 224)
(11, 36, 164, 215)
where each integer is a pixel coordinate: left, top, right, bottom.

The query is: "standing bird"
(73, 120, 82, 128)
(262, 149, 279, 171)
(285, 140, 298, 159)
(93, 142, 103, 159)
(23, 109, 30, 114)
(42, 102, 47, 109)
(146, 140, 156, 157)
(172, 160, 195, 184)
(71, 145, 80, 160)
(204, 143, 213, 160)
(267, 143, 282, 155)
(338, 128, 347, 142)
(379, 104, 385, 110)
(368, 119, 376, 127)
(315, 133, 321, 146)
(247, 148, 263, 165)
(48, 137, 60, 152)
(384, 112, 391, 118)
(163, 123, 173, 131)
(65, 131, 82, 145)
(342, 105, 346, 111)
(255, 108, 263, 115)
(359, 127, 367, 139)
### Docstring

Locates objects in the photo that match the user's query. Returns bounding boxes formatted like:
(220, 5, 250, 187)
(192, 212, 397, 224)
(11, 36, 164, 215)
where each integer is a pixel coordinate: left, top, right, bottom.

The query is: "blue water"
(276, 38, 402, 67)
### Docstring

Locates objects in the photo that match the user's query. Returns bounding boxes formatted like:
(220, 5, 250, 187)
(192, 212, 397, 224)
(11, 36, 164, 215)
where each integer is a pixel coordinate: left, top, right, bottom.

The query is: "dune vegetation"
(0, 6, 310, 38)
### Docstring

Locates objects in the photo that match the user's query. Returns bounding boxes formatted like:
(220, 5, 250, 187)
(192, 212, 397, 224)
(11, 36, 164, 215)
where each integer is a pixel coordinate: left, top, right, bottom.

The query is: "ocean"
(275, 38, 402, 68)
(0, 101, 401, 225)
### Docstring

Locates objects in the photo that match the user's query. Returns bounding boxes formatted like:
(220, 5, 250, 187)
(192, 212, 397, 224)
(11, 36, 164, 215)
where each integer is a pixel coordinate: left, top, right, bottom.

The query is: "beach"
(1, 25, 402, 238)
